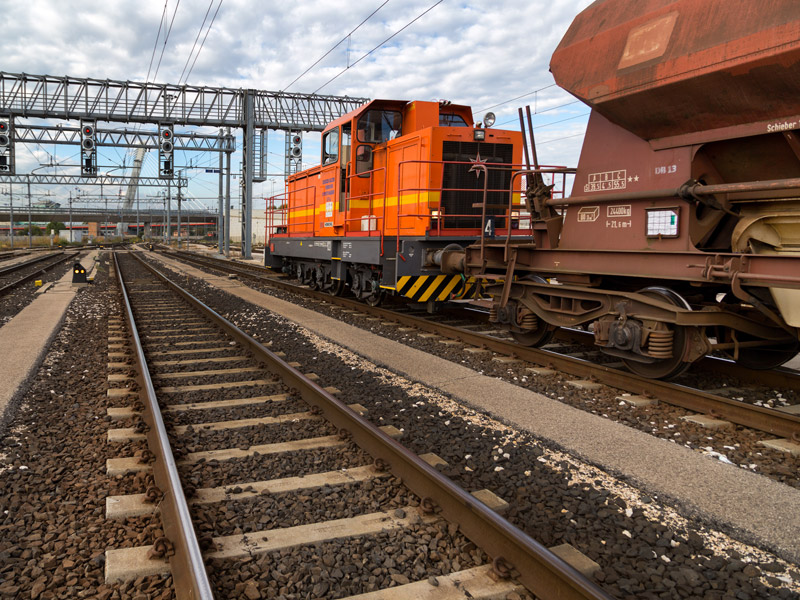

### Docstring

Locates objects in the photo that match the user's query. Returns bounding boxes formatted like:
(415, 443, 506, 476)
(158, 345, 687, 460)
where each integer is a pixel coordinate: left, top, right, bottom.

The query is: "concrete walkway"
(149, 250, 800, 563)
(0, 251, 97, 427)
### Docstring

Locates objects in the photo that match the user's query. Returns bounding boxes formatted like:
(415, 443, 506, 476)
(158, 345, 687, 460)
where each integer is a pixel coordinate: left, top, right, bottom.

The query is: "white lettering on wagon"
(767, 120, 798, 133)
(607, 205, 631, 218)
(577, 206, 599, 223)
(584, 170, 626, 193)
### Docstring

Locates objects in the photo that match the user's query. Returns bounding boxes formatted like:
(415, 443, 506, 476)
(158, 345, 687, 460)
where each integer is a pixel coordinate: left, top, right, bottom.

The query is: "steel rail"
(167, 249, 800, 440)
(113, 253, 214, 600)
(130, 250, 612, 600)
(0, 251, 62, 276)
(0, 252, 77, 297)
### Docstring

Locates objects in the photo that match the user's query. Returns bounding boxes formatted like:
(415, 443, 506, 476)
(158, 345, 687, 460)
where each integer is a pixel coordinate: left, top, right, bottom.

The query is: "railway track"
(0, 251, 79, 297)
(163, 248, 800, 446)
(107, 250, 612, 599)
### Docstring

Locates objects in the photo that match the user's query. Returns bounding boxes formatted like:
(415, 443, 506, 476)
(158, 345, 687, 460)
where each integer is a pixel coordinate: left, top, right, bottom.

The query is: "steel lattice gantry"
(0, 72, 367, 129)
(0, 72, 369, 257)
(13, 125, 233, 152)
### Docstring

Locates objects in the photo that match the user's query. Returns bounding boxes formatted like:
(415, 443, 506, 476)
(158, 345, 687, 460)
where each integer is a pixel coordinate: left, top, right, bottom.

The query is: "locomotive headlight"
(484, 112, 496, 127)
(473, 128, 486, 141)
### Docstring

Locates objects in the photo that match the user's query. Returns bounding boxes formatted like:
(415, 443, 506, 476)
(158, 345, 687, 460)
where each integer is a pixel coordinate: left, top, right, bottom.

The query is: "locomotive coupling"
(430, 245, 466, 274)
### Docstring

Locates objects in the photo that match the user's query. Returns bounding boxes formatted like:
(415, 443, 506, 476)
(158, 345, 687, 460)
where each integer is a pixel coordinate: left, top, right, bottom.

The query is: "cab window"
(322, 128, 339, 164)
(440, 113, 468, 127)
(357, 110, 402, 144)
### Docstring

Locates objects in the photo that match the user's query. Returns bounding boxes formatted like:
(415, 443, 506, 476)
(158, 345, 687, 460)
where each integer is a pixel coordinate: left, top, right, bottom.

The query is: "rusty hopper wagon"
(451, 0, 800, 378)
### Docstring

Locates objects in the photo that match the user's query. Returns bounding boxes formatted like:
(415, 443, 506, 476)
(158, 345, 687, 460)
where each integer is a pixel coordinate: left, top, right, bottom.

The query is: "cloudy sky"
(2, 0, 595, 212)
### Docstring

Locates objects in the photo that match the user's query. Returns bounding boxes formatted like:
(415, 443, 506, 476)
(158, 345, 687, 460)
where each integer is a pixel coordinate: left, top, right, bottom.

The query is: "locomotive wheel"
(622, 287, 692, 380)
(328, 278, 346, 297)
(364, 290, 385, 307)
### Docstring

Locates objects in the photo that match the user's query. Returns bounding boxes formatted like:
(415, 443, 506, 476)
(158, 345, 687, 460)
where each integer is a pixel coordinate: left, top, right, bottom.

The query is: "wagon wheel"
(511, 325, 556, 347)
(622, 287, 692, 380)
(731, 335, 800, 370)
(510, 275, 557, 347)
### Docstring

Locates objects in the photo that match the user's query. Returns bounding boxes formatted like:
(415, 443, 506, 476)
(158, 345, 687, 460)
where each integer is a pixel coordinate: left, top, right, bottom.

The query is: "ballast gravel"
(0, 256, 175, 599)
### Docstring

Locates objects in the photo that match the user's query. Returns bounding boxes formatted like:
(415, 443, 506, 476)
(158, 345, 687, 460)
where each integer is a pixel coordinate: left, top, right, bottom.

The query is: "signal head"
(81, 138, 95, 151)
(161, 128, 173, 140)
(291, 134, 302, 146)
(82, 125, 95, 137)
(0, 134, 8, 147)
(161, 140, 174, 154)
(290, 145, 302, 158)
(0, 121, 8, 133)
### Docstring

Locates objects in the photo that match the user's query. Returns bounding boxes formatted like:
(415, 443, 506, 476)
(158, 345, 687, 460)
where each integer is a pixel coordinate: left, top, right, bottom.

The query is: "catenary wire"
(146, 1, 170, 83)
(178, 0, 215, 85)
(282, 0, 391, 92)
(183, 0, 224, 84)
(313, 0, 445, 94)
(472, 84, 557, 116)
(153, 0, 183, 83)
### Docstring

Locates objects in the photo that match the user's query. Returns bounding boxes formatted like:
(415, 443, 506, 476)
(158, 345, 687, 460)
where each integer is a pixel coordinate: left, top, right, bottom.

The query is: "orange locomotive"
(265, 99, 525, 305)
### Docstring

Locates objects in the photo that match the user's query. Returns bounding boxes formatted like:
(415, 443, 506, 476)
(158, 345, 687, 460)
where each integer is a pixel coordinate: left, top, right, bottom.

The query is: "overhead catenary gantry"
(0, 72, 369, 257)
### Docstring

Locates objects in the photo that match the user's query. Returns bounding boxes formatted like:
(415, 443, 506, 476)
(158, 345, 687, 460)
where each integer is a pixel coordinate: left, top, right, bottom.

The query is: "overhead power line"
(283, 0, 391, 92)
(153, 0, 183, 83)
(472, 84, 557, 116)
(178, 0, 215, 84)
(182, 0, 224, 84)
(146, 1, 170, 83)
(494, 99, 582, 128)
(313, 0, 445, 94)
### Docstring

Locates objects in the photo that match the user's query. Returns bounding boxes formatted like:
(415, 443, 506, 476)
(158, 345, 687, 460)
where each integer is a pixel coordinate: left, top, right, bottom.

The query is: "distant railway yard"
(1, 245, 799, 600)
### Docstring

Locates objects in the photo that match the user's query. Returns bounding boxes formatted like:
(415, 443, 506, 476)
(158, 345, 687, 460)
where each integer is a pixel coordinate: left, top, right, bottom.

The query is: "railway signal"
(286, 131, 302, 175)
(80, 121, 97, 176)
(159, 125, 174, 178)
(0, 118, 13, 173)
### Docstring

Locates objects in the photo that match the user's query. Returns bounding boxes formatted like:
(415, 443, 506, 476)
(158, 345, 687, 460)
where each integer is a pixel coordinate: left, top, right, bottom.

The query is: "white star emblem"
(468, 152, 486, 178)
(634, 175, 639, 182)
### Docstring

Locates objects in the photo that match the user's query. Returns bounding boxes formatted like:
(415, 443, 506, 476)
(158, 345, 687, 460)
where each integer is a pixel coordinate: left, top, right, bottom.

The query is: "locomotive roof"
(322, 99, 474, 134)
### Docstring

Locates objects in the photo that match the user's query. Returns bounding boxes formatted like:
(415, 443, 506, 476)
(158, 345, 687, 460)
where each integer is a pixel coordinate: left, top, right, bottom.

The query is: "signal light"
(0, 120, 9, 148)
(159, 125, 175, 178)
(80, 121, 97, 176)
(290, 145, 302, 158)
(291, 134, 301, 145)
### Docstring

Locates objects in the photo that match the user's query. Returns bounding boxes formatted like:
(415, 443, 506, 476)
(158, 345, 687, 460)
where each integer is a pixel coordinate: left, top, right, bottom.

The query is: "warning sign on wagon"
(584, 170, 627, 193)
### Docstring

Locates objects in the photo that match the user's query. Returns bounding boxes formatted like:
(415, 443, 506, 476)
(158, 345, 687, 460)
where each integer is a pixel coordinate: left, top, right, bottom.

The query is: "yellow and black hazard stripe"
(394, 275, 484, 302)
